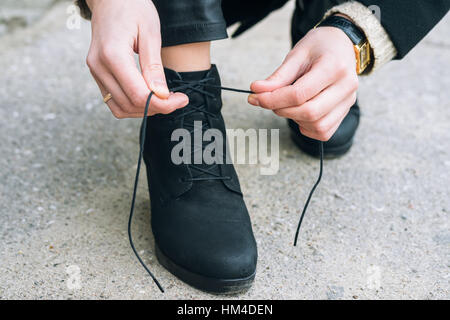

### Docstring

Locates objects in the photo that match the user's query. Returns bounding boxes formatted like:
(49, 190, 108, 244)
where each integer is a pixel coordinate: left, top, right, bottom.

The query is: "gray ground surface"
(0, 2, 449, 300)
(0, 0, 61, 37)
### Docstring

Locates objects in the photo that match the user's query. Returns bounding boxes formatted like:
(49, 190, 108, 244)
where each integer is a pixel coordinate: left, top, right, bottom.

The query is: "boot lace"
(168, 78, 230, 182)
(127, 85, 324, 293)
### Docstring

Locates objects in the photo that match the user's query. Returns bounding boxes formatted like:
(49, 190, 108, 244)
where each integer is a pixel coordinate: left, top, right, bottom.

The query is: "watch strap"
(317, 15, 366, 46)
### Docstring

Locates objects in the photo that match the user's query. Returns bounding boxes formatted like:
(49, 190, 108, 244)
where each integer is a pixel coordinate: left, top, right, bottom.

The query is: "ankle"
(162, 42, 211, 72)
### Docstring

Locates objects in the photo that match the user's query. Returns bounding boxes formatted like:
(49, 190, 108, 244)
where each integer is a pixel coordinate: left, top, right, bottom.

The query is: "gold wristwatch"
(316, 15, 372, 75)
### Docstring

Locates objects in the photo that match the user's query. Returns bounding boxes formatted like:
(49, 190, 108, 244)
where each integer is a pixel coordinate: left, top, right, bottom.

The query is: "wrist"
(322, 1, 397, 74)
(317, 15, 372, 74)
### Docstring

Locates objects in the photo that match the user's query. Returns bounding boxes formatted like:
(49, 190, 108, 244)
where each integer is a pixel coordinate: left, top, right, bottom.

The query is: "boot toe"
(153, 199, 257, 280)
(152, 185, 257, 292)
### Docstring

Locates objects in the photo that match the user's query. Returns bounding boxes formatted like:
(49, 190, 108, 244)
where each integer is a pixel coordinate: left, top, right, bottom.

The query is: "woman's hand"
(249, 25, 359, 141)
(86, 0, 188, 118)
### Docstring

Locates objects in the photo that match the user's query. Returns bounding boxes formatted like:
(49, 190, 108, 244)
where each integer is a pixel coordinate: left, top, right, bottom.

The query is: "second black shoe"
(288, 103, 360, 158)
(142, 65, 257, 294)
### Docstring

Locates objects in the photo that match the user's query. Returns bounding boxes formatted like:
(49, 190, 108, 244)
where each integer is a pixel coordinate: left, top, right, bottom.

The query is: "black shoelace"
(169, 78, 231, 182)
(128, 81, 324, 293)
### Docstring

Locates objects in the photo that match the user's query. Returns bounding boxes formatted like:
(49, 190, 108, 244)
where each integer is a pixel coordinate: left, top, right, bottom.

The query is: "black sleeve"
(75, 0, 91, 20)
(357, 0, 450, 59)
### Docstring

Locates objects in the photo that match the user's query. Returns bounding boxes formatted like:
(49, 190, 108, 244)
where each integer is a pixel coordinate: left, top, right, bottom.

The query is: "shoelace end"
(293, 141, 324, 247)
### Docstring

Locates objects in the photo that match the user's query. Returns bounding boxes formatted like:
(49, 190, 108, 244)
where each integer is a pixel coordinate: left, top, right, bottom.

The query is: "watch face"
(357, 42, 371, 74)
(360, 42, 370, 72)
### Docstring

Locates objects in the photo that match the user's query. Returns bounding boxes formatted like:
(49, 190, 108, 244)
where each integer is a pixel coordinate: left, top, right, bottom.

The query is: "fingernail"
(248, 94, 259, 106)
(151, 80, 169, 96)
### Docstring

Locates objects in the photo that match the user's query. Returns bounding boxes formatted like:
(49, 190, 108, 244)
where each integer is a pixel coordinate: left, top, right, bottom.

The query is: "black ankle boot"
(288, 103, 360, 158)
(142, 65, 257, 293)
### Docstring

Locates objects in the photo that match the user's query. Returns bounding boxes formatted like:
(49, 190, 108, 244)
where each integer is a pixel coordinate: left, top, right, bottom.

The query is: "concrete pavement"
(0, 2, 449, 299)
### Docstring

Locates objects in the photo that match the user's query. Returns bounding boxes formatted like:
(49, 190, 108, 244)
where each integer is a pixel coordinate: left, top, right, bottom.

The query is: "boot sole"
(155, 244, 255, 294)
(290, 132, 354, 159)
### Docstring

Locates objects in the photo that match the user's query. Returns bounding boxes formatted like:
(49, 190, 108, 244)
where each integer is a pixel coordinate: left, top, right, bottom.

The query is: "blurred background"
(0, 1, 449, 299)
(0, 0, 63, 36)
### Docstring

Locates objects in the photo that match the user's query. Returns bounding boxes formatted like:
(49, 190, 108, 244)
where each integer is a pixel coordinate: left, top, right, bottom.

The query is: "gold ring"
(103, 93, 112, 103)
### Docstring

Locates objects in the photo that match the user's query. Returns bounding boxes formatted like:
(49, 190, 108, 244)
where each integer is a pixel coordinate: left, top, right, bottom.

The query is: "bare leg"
(161, 42, 211, 72)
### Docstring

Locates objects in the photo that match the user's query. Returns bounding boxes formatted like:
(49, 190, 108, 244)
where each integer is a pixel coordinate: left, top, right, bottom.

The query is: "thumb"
(139, 36, 170, 99)
(250, 48, 309, 93)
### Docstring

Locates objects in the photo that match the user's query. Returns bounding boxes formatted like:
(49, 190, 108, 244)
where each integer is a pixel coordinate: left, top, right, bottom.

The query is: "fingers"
(84, 0, 189, 119)
(295, 94, 356, 141)
(138, 33, 171, 99)
(90, 63, 140, 116)
(91, 70, 143, 118)
(93, 74, 130, 118)
(87, 49, 189, 118)
(95, 45, 150, 108)
(272, 76, 358, 122)
(299, 119, 342, 142)
(249, 55, 341, 110)
(250, 47, 309, 94)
